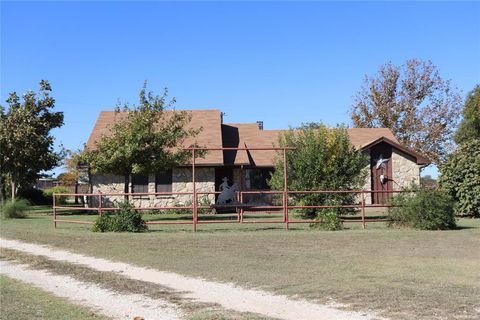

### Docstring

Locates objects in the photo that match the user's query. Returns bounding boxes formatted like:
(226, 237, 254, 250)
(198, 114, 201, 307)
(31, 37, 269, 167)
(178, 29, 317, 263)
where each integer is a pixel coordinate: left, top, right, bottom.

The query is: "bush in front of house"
(312, 209, 343, 231)
(269, 124, 368, 231)
(1, 199, 29, 219)
(439, 139, 480, 218)
(92, 201, 148, 232)
(43, 186, 70, 205)
(387, 189, 456, 230)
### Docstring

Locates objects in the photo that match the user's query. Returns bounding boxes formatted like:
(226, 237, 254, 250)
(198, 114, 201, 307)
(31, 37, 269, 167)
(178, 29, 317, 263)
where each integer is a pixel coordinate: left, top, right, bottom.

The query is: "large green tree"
(439, 85, 480, 218)
(350, 59, 462, 165)
(82, 83, 202, 196)
(455, 85, 480, 145)
(0, 80, 64, 200)
(269, 124, 368, 228)
(439, 139, 480, 218)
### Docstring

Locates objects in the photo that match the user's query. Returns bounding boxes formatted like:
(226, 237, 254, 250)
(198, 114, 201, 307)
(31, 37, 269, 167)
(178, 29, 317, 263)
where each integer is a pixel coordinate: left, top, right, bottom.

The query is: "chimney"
(257, 121, 263, 130)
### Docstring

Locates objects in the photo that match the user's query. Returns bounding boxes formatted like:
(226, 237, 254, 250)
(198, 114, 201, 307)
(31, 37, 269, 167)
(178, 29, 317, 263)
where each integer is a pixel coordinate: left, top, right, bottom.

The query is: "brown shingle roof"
(347, 128, 399, 148)
(86, 109, 424, 166)
(221, 124, 422, 166)
(222, 124, 282, 166)
(86, 110, 224, 165)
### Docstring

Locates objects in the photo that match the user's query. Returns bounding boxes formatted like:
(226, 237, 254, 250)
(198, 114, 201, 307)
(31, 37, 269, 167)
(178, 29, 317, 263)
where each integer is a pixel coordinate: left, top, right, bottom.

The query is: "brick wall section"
(91, 167, 215, 209)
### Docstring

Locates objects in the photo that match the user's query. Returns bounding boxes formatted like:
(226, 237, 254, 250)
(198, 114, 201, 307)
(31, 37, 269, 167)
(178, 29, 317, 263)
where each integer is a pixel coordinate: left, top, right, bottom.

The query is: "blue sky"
(2, 1, 479, 177)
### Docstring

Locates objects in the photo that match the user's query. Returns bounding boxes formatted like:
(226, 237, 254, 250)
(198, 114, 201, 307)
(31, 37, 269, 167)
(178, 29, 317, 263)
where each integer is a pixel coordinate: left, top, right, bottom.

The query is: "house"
(86, 109, 429, 207)
(35, 178, 60, 190)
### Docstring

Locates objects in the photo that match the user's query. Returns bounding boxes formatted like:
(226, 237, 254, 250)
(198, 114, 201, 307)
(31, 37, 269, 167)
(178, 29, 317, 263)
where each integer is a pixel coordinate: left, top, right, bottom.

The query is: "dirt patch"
(0, 248, 270, 320)
(1, 238, 383, 320)
(0, 260, 182, 320)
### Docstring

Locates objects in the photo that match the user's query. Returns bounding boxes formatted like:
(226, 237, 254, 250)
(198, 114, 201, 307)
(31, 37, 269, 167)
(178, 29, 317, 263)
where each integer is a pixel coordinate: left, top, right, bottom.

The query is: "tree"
(439, 139, 480, 218)
(59, 150, 90, 204)
(455, 85, 480, 145)
(269, 124, 368, 229)
(0, 80, 64, 200)
(350, 59, 462, 165)
(82, 83, 202, 197)
(420, 174, 437, 190)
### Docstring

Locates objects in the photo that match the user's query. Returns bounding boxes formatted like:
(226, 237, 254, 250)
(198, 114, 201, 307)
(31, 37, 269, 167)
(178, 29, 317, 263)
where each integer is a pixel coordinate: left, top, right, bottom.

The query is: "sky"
(1, 1, 479, 178)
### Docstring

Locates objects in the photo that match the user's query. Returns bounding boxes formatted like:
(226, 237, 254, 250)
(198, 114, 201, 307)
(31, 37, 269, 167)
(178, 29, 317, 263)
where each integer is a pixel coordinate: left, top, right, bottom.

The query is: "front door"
(370, 142, 393, 204)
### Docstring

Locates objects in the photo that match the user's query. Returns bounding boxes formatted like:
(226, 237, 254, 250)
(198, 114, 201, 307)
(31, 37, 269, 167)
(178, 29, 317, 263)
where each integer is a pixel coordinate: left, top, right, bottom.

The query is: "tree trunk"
(74, 182, 79, 204)
(0, 177, 5, 207)
(124, 175, 130, 201)
(11, 178, 17, 202)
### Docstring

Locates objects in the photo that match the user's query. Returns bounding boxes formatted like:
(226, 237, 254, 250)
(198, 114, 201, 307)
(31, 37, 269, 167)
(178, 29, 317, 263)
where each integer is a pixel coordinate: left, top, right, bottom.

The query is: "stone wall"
(91, 167, 215, 209)
(391, 148, 420, 189)
(361, 149, 372, 204)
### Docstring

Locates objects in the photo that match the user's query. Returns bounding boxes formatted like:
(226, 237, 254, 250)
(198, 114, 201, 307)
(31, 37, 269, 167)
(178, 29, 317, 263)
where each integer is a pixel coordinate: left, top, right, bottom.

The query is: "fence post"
(53, 193, 57, 228)
(240, 192, 244, 223)
(361, 190, 366, 229)
(98, 192, 103, 216)
(283, 148, 289, 230)
(192, 148, 197, 232)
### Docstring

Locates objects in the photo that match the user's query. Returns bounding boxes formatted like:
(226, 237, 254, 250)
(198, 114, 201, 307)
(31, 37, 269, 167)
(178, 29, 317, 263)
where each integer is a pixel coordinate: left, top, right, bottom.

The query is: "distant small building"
(86, 110, 429, 207)
(35, 178, 60, 190)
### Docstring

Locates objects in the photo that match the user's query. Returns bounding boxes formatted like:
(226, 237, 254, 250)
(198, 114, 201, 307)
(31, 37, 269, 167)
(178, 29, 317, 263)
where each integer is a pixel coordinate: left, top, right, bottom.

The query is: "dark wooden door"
(370, 142, 393, 204)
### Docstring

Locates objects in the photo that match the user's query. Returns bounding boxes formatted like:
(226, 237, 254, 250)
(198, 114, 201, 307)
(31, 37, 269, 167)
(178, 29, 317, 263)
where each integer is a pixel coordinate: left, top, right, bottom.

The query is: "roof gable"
(360, 136, 430, 165)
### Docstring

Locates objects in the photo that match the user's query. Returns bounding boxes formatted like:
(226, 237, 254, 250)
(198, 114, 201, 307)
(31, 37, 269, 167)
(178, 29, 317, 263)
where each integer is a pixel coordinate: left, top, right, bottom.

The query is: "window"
(246, 168, 272, 190)
(132, 175, 149, 193)
(156, 170, 172, 193)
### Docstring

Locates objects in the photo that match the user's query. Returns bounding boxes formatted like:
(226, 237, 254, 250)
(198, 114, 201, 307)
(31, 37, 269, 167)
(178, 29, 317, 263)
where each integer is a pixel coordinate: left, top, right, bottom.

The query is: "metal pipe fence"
(52, 146, 413, 231)
(52, 189, 413, 230)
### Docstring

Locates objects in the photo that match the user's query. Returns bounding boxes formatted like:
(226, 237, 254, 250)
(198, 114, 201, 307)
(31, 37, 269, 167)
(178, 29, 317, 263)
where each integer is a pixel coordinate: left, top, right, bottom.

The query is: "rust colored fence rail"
(52, 146, 413, 231)
(52, 189, 413, 231)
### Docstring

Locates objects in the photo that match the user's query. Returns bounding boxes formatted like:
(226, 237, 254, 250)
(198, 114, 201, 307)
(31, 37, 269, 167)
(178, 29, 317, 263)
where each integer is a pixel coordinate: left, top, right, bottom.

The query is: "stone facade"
(89, 148, 420, 208)
(91, 167, 215, 209)
(391, 148, 420, 189)
(361, 149, 373, 204)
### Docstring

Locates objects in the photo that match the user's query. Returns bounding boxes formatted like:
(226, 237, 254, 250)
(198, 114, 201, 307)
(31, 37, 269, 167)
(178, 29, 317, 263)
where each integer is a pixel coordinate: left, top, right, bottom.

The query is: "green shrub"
(439, 139, 480, 218)
(269, 124, 367, 228)
(44, 186, 70, 205)
(1, 199, 29, 219)
(388, 189, 456, 230)
(91, 214, 112, 232)
(311, 209, 343, 231)
(92, 201, 147, 232)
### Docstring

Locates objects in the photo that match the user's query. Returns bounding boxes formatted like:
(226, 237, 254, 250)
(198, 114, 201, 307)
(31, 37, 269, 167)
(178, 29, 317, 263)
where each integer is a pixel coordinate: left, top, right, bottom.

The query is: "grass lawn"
(1, 206, 479, 319)
(0, 275, 107, 320)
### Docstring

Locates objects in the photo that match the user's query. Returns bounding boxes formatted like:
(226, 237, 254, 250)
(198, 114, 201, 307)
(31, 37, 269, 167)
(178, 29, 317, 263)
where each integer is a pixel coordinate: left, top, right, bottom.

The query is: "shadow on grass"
(50, 210, 99, 216)
(454, 225, 477, 230)
(342, 215, 388, 221)
(147, 225, 289, 233)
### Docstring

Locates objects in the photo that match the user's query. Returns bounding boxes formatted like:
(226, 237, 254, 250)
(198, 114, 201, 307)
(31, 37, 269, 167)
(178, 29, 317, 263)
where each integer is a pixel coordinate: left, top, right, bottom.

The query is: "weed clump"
(92, 201, 147, 232)
(1, 199, 29, 219)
